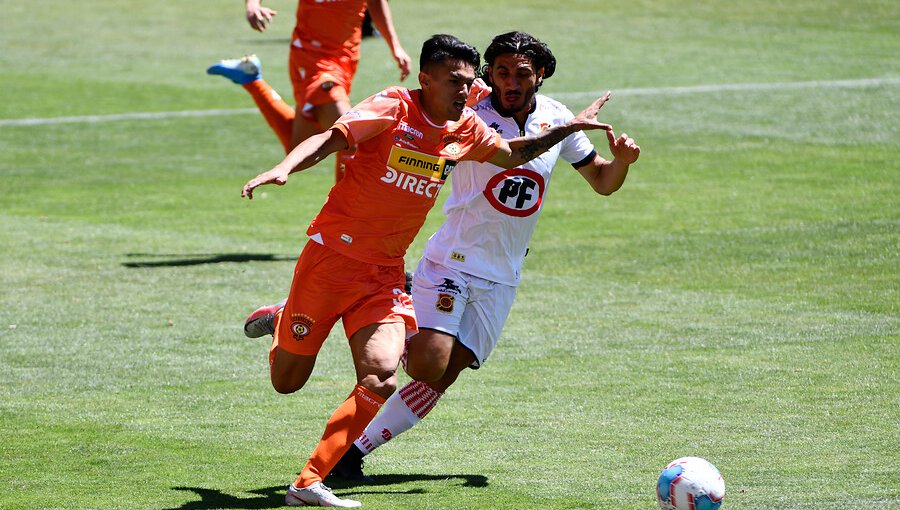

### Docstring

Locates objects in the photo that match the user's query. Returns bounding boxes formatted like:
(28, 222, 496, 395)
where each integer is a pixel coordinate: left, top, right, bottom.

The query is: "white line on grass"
(0, 108, 257, 127)
(2, 77, 898, 127)
(551, 77, 900, 100)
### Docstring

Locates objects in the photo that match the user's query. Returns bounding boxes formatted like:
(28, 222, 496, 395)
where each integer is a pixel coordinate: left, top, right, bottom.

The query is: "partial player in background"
(239, 34, 616, 507)
(208, 0, 411, 181)
(328, 31, 641, 481)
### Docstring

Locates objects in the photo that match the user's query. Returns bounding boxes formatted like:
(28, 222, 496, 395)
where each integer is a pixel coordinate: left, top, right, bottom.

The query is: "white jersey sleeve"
(421, 95, 597, 286)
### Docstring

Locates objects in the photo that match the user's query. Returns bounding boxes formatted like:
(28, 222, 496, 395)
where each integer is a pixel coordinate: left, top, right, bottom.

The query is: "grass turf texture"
(1, 0, 898, 508)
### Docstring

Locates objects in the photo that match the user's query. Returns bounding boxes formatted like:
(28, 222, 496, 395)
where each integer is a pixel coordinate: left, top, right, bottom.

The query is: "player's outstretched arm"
(487, 92, 613, 169)
(367, 0, 411, 81)
(576, 129, 641, 195)
(242, 128, 349, 200)
(245, 0, 277, 32)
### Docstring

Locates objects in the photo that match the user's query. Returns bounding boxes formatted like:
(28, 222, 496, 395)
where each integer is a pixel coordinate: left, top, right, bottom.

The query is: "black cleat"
(330, 444, 374, 483)
(404, 271, 413, 294)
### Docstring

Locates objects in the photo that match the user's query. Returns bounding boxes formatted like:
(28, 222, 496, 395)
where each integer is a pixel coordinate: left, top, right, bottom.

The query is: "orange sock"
(243, 80, 296, 153)
(295, 384, 386, 488)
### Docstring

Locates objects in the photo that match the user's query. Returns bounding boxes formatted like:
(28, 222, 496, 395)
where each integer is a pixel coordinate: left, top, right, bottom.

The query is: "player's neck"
(416, 90, 452, 126)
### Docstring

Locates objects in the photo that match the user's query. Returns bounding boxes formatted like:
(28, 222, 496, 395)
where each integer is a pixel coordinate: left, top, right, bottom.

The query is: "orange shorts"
(273, 239, 417, 356)
(289, 45, 358, 121)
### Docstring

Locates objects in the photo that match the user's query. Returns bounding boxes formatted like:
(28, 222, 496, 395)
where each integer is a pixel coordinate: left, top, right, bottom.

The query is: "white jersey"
(421, 94, 597, 286)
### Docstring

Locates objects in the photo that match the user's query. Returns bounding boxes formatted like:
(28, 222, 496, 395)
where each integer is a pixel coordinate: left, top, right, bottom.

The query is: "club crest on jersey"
(441, 134, 464, 156)
(382, 146, 456, 198)
(290, 313, 315, 341)
(483, 168, 546, 217)
(436, 293, 454, 313)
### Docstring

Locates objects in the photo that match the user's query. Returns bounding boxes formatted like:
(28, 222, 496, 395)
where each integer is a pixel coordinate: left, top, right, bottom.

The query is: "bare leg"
(349, 322, 407, 398)
(269, 346, 317, 394)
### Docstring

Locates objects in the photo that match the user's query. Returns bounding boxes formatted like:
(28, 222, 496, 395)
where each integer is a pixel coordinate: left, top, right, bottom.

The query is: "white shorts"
(411, 257, 517, 368)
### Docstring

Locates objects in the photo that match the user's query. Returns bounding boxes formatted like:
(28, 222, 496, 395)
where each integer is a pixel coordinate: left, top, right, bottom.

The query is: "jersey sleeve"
(460, 114, 502, 163)
(332, 89, 402, 146)
(558, 107, 597, 167)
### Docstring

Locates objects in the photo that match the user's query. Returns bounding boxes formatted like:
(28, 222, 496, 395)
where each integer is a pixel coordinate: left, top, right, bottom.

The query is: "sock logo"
(381, 428, 393, 441)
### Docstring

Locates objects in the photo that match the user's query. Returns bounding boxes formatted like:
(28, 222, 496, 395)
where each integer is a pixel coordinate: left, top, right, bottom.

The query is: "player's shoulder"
(374, 86, 411, 102)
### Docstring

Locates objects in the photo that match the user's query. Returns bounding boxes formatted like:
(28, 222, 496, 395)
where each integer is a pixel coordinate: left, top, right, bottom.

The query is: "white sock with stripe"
(353, 380, 443, 455)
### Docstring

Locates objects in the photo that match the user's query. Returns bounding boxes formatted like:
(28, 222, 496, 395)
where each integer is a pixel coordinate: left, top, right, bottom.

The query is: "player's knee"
(404, 358, 444, 383)
(271, 377, 302, 394)
(269, 368, 308, 394)
(359, 368, 398, 399)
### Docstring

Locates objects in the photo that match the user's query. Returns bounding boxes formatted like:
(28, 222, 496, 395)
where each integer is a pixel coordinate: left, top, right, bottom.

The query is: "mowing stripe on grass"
(2, 77, 898, 127)
(0, 108, 257, 127)
(553, 76, 900, 100)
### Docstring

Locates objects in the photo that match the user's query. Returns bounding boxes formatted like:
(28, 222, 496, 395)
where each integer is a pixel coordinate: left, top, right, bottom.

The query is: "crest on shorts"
(290, 313, 315, 341)
(436, 293, 454, 314)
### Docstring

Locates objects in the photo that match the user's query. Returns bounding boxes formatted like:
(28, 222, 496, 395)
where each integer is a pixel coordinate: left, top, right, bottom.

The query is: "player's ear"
(419, 70, 430, 89)
(536, 67, 545, 87)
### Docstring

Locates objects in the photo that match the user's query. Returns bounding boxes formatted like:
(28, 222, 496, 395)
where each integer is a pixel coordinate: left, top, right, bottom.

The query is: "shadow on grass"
(167, 474, 488, 509)
(123, 253, 294, 268)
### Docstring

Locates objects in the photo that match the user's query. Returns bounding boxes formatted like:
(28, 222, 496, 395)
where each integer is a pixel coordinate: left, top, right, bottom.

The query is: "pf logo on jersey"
(482, 168, 546, 217)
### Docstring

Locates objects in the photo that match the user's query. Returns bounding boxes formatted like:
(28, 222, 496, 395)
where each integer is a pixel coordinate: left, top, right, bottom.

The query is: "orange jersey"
(308, 86, 502, 266)
(292, 0, 367, 61)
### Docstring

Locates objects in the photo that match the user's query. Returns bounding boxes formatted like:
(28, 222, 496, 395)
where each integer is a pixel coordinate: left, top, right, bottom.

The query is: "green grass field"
(1, 0, 898, 508)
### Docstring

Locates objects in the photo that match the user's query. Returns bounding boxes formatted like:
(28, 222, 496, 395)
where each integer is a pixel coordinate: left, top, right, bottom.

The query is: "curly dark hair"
(481, 31, 556, 84)
(420, 34, 481, 72)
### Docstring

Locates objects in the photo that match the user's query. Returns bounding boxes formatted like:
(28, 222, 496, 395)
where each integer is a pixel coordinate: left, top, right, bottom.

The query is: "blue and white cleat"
(206, 54, 261, 85)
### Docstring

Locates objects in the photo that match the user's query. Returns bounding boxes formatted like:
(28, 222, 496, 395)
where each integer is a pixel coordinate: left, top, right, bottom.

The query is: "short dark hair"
(419, 34, 481, 72)
(481, 31, 556, 83)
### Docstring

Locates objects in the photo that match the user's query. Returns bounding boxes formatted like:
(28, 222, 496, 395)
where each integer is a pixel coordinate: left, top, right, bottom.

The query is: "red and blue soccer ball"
(656, 456, 726, 510)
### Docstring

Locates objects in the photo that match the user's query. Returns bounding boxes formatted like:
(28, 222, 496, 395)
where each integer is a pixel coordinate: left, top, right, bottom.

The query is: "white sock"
(354, 380, 443, 455)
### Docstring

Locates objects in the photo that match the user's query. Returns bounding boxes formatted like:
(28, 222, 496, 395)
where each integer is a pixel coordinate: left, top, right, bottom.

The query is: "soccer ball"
(656, 456, 725, 510)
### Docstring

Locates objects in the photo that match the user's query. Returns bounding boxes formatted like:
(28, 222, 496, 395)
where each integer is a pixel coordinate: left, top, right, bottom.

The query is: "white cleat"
(285, 482, 362, 507)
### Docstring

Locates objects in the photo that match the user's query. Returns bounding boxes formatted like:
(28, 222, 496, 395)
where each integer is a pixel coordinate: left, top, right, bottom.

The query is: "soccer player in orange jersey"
(208, 0, 411, 181)
(239, 34, 613, 507)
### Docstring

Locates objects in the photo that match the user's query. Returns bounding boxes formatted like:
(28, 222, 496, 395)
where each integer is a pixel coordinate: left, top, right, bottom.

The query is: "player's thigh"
(290, 114, 323, 149)
(312, 100, 350, 131)
(405, 328, 458, 383)
(428, 340, 477, 393)
(349, 321, 407, 398)
(270, 347, 317, 394)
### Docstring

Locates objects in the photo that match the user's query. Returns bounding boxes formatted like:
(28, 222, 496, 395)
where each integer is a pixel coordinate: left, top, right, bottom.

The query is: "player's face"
(419, 59, 477, 123)
(487, 53, 544, 117)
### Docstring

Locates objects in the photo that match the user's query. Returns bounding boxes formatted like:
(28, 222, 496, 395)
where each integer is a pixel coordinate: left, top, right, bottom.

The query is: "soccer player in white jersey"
(326, 31, 641, 481)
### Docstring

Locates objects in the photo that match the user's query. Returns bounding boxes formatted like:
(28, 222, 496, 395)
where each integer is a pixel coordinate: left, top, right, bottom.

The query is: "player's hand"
(393, 47, 412, 81)
(569, 91, 613, 132)
(466, 78, 492, 108)
(246, 1, 277, 32)
(606, 129, 640, 165)
(241, 167, 290, 200)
